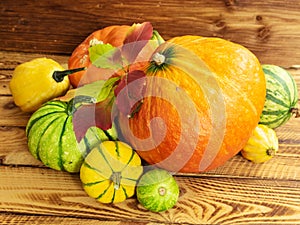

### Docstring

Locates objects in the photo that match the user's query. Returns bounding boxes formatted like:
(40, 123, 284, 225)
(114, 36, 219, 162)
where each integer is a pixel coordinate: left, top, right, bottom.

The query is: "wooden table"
(1, 1, 300, 224)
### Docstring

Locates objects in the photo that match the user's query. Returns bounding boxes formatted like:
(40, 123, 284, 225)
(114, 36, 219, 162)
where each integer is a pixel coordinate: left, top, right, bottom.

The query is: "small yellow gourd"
(241, 124, 279, 163)
(10, 58, 85, 112)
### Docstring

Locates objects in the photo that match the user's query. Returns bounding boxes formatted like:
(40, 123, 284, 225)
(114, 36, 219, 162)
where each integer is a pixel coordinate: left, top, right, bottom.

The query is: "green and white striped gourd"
(26, 98, 118, 173)
(259, 64, 299, 128)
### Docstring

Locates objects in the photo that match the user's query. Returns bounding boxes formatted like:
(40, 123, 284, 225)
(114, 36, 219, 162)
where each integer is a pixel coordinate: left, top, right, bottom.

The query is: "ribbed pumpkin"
(68, 25, 131, 87)
(26, 98, 118, 173)
(117, 36, 266, 173)
(80, 141, 143, 203)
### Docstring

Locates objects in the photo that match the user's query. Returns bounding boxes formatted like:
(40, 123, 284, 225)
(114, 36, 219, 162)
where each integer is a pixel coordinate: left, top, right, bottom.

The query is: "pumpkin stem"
(152, 52, 166, 66)
(111, 172, 122, 190)
(52, 67, 86, 82)
(291, 108, 300, 118)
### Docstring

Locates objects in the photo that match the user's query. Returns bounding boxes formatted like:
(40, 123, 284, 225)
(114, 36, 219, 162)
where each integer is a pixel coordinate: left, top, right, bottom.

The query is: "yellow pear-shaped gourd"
(9, 58, 75, 112)
(241, 124, 279, 163)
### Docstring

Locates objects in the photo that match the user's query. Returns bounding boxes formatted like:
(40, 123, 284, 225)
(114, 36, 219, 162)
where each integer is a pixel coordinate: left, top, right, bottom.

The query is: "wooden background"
(1, 0, 300, 224)
(1, 0, 300, 67)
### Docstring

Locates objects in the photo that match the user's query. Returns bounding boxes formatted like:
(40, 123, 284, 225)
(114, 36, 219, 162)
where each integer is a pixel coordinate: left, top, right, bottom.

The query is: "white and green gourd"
(26, 97, 118, 173)
(259, 64, 299, 129)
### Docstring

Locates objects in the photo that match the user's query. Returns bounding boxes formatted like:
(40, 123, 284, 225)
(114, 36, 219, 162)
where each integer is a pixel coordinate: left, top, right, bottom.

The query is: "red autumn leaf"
(114, 70, 146, 117)
(122, 22, 153, 65)
(73, 96, 115, 143)
(94, 97, 114, 130)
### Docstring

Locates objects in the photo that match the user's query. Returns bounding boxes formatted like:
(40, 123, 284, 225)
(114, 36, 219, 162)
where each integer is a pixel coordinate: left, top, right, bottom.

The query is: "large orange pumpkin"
(117, 35, 266, 173)
(68, 25, 131, 87)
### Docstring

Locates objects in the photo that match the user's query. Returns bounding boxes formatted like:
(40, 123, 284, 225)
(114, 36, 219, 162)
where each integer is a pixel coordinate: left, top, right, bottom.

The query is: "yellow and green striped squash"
(80, 141, 143, 204)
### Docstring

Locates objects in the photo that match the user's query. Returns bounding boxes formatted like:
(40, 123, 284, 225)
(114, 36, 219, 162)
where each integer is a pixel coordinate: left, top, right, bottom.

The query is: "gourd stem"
(158, 187, 166, 196)
(52, 67, 86, 82)
(266, 148, 276, 157)
(66, 96, 96, 115)
(111, 172, 122, 190)
(291, 108, 300, 118)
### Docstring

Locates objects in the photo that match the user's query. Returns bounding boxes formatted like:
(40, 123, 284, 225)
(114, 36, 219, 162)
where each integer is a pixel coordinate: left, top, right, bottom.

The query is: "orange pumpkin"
(117, 36, 266, 173)
(68, 25, 131, 87)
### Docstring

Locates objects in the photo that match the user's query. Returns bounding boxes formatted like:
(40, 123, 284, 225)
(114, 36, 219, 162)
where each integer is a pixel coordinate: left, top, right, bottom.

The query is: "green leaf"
(97, 76, 121, 102)
(56, 80, 105, 102)
(89, 43, 114, 63)
(75, 80, 106, 101)
(89, 43, 123, 70)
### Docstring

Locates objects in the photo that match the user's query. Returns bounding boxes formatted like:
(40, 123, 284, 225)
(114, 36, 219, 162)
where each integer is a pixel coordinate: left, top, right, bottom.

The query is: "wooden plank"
(291, 68, 300, 98)
(0, 79, 11, 96)
(0, 51, 69, 69)
(0, 213, 138, 225)
(1, 0, 300, 67)
(0, 96, 31, 127)
(1, 116, 299, 180)
(0, 126, 43, 167)
(0, 166, 300, 224)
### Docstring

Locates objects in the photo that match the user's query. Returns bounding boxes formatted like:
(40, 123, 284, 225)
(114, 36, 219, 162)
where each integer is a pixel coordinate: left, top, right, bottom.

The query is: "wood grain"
(1, 0, 300, 67)
(0, 214, 130, 225)
(0, 96, 31, 127)
(0, 126, 43, 166)
(1, 166, 300, 224)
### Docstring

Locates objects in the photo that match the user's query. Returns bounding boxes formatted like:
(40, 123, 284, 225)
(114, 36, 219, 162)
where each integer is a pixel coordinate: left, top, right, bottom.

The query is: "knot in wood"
(224, 0, 238, 7)
(4, 101, 17, 110)
(256, 15, 263, 22)
(257, 26, 271, 41)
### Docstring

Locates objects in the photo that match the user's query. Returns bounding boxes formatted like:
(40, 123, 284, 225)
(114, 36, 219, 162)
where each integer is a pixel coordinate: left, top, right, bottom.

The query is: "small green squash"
(26, 97, 118, 173)
(259, 64, 299, 128)
(136, 169, 180, 212)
